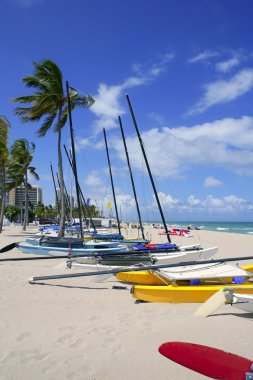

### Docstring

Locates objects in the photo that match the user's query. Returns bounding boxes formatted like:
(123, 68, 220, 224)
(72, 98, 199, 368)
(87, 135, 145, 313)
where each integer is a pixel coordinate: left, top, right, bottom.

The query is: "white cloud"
(162, 192, 253, 214)
(187, 195, 201, 205)
(112, 116, 253, 178)
(90, 53, 175, 134)
(202, 194, 224, 208)
(188, 68, 253, 114)
(85, 172, 103, 187)
(156, 192, 180, 206)
(204, 176, 223, 188)
(147, 112, 165, 125)
(216, 56, 241, 73)
(137, 190, 253, 217)
(189, 50, 219, 63)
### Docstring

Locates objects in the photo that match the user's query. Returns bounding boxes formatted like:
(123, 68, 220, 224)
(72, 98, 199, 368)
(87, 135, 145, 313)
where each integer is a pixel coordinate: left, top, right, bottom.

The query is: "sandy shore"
(0, 225, 253, 379)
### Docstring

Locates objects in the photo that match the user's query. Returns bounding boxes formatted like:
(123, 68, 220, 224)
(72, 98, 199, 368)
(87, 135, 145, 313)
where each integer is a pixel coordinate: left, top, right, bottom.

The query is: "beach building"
(89, 217, 118, 228)
(7, 185, 43, 208)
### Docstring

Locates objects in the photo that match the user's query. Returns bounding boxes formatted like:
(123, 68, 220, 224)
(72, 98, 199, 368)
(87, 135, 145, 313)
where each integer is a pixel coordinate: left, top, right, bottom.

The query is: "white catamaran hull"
(67, 246, 218, 270)
(229, 293, 253, 313)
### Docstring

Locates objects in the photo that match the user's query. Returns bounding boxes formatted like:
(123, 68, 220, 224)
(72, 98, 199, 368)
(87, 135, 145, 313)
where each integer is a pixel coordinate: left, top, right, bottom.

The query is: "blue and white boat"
(18, 240, 128, 256)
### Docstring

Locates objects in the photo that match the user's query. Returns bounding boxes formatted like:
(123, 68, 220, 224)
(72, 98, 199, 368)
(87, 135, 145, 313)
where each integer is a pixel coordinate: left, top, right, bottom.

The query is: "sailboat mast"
(50, 162, 60, 213)
(66, 81, 83, 239)
(118, 116, 145, 240)
(63, 145, 97, 233)
(103, 128, 121, 235)
(56, 172, 70, 212)
(126, 94, 171, 243)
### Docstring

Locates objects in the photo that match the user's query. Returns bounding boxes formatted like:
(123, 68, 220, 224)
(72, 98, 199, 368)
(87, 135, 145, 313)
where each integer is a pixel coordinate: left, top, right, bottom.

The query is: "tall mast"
(66, 81, 83, 239)
(126, 94, 171, 243)
(118, 116, 145, 240)
(63, 145, 97, 233)
(56, 172, 70, 212)
(50, 162, 60, 213)
(103, 128, 121, 235)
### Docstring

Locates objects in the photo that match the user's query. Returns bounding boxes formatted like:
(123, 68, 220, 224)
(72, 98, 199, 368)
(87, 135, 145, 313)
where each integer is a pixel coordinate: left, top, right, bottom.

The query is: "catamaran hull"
(132, 284, 253, 303)
(152, 246, 218, 265)
(231, 293, 253, 313)
(17, 242, 128, 256)
(117, 247, 218, 283)
(67, 246, 217, 269)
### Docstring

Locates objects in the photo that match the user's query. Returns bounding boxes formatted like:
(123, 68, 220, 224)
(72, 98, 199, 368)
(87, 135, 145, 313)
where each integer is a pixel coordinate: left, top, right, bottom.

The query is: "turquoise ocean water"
(145, 221, 253, 235)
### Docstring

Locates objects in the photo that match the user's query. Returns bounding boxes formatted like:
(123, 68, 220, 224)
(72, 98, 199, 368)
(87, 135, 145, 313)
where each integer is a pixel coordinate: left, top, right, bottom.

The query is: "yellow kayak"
(132, 282, 253, 303)
(117, 264, 253, 285)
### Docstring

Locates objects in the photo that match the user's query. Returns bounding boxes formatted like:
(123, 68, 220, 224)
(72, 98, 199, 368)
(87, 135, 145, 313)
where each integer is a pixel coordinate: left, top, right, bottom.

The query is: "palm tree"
(7, 139, 39, 230)
(0, 121, 9, 233)
(12, 59, 94, 237)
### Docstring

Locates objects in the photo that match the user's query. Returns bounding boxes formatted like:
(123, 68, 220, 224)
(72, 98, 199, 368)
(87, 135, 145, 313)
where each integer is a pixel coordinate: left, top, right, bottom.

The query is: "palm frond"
(74, 94, 95, 108)
(37, 112, 57, 137)
(22, 75, 49, 91)
(28, 166, 39, 180)
(12, 95, 39, 104)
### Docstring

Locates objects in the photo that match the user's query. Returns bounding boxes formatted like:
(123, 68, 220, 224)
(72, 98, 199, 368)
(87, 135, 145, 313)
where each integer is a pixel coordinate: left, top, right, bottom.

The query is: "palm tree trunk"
(22, 171, 28, 231)
(20, 185, 23, 225)
(57, 125, 66, 238)
(0, 163, 6, 233)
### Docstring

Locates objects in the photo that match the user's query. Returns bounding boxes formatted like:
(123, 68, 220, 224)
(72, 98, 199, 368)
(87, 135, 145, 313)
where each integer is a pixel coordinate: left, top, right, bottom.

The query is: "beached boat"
(67, 246, 217, 268)
(17, 239, 129, 256)
(26, 236, 120, 248)
(131, 282, 253, 303)
(131, 263, 253, 303)
(117, 258, 249, 285)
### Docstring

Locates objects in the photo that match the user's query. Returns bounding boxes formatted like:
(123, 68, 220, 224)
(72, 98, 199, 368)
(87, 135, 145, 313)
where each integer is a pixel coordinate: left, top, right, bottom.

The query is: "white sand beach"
(0, 225, 253, 379)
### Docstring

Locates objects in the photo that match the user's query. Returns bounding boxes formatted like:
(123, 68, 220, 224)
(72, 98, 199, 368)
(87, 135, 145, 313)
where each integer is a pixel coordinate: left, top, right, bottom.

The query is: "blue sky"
(2, 0, 253, 222)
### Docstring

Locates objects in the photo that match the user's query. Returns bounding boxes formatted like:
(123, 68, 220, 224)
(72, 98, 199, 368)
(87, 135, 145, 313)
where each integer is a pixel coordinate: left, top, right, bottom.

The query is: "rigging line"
(73, 139, 94, 174)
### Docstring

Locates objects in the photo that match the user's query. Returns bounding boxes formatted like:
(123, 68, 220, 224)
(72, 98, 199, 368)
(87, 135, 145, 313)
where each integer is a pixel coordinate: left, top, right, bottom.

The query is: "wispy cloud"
(215, 56, 241, 73)
(188, 68, 253, 114)
(189, 50, 219, 63)
(189, 49, 247, 73)
(90, 53, 175, 134)
(204, 176, 223, 188)
(147, 112, 165, 125)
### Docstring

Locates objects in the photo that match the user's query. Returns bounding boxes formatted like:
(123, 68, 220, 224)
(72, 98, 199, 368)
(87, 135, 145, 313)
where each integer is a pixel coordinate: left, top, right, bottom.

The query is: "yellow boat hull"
(117, 265, 253, 285)
(132, 283, 253, 303)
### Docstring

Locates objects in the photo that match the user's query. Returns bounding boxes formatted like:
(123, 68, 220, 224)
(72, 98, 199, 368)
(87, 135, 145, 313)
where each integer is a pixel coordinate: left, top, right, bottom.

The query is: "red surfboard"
(158, 342, 253, 380)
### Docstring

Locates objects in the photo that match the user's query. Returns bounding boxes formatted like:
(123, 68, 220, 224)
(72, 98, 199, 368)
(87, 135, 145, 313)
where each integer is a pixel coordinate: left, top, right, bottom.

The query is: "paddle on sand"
(0, 242, 18, 254)
(195, 286, 253, 317)
(194, 288, 227, 317)
(158, 341, 253, 380)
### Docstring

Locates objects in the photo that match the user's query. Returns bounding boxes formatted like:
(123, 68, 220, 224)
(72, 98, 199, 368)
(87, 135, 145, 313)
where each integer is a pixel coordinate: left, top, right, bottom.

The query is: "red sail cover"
(158, 342, 252, 380)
